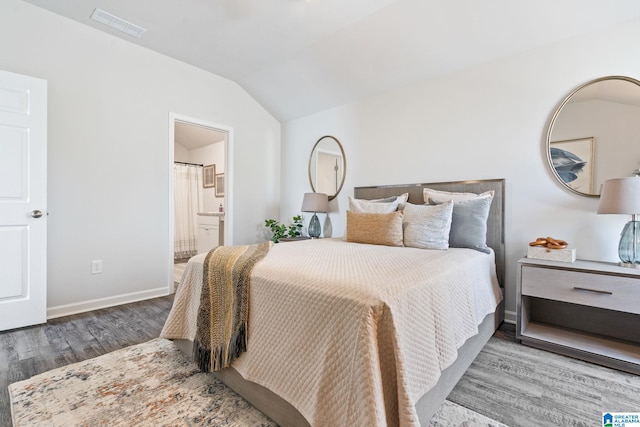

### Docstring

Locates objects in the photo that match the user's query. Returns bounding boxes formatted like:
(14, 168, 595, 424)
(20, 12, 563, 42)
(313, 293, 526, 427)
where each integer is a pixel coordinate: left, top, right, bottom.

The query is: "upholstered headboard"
(354, 178, 505, 287)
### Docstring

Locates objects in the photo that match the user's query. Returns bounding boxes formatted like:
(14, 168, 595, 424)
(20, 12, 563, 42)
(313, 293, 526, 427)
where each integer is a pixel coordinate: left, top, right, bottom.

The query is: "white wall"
(174, 143, 191, 163)
(0, 0, 280, 314)
(282, 19, 640, 323)
(190, 142, 225, 213)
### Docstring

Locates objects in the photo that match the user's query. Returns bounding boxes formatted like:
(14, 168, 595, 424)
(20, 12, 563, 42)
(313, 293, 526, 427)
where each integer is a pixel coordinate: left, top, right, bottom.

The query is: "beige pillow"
(345, 211, 404, 247)
(348, 196, 398, 213)
(423, 188, 494, 204)
(402, 201, 453, 249)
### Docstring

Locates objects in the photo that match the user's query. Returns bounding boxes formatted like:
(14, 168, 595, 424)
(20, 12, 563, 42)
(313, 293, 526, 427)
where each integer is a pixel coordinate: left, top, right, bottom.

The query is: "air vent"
(90, 8, 146, 38)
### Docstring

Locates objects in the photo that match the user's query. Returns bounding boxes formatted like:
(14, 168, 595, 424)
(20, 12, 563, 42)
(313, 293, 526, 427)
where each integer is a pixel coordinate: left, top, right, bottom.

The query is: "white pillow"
(348, 196, 398, 213)
(423, 188, 494, 204)
(395, 192, 409, 210)
(402, 201, 453, 250)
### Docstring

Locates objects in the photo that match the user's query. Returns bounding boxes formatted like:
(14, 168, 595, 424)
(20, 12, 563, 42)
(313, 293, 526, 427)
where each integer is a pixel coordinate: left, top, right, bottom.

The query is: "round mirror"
(308, 135, 346, 201)
(546, 76, 640, 197)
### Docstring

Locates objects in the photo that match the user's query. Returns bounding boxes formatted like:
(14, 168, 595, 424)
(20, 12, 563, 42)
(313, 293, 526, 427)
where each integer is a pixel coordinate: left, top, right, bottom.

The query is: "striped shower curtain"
(174, 163, 203, 260)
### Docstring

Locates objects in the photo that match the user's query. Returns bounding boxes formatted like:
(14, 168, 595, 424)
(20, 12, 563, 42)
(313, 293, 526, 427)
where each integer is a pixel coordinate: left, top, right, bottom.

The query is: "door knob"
(31, 210, 43, 218)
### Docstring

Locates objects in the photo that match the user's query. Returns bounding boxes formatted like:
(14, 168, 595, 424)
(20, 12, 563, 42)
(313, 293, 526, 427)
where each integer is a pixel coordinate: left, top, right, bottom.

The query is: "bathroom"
(173, 120, 226, 284)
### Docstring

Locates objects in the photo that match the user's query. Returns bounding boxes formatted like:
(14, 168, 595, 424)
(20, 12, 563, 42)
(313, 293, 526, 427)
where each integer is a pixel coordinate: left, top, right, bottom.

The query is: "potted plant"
(265, 215, 304, 243)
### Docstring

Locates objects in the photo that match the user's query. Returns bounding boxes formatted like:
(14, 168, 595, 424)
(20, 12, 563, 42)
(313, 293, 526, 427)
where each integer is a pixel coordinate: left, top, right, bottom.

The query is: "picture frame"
(215, 173, 224, 197)
(550, 137, 595, 194)
(203, 164, 216, 188)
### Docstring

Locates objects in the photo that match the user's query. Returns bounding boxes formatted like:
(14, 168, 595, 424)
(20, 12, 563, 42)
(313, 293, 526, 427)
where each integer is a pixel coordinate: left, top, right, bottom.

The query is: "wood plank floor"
(449, 334, 640, 426)
(2, 297, 639, 427)
(0, 295, 175, 427)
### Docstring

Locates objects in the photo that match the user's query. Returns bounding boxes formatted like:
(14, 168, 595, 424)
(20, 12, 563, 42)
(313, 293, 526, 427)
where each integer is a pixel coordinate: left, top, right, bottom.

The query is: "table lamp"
(301, 192, 329, 238)
(597, 177, 640, 268)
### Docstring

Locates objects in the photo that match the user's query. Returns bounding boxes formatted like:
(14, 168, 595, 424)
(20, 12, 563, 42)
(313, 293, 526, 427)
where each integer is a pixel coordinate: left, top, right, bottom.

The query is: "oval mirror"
(308, 135, 346, 201)
(547, 76, 640, 197)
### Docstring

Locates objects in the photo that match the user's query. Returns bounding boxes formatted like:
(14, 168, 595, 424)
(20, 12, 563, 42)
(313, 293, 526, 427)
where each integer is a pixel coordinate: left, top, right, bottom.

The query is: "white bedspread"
(161, 238, 501, 427)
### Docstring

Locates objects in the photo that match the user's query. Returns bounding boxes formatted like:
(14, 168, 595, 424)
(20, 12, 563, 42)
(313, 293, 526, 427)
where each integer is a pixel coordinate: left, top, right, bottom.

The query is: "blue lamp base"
(308, 213, 321, 238)
(618, 219, 640, 268)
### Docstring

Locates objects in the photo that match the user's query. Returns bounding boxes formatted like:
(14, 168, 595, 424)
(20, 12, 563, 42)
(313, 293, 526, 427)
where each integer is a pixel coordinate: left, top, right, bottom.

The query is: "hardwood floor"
(0, 295, 174, 427)
(2, 299, 637, 427)
(450, 331, 640, 426)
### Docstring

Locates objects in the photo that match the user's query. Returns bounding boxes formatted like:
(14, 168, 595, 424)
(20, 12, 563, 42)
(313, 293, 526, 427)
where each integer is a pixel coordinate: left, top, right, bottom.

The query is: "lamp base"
(308, 213, 321, 238)
(618, 262, 640, 269)
(618, 220, 640, 267)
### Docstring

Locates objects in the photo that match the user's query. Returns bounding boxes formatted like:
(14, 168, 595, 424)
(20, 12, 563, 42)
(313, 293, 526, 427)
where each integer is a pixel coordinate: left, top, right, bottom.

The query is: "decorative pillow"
(345, 211, 404, 247)
(348, 196, 399, 213)
(402, 201, 453, 250)
(432, 197, 492, 253)
(424, 188, 494, 204)
(369, 196, 397, 203)
(395, 192, 409, 210)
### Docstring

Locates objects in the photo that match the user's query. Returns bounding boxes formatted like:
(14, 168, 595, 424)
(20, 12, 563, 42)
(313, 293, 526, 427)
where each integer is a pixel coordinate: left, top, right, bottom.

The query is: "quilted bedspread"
(161, 238, 501, 427)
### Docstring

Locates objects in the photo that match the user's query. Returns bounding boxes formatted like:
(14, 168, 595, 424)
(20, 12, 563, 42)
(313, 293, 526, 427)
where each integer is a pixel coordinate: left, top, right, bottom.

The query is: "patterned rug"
(9, 338, 506, 427)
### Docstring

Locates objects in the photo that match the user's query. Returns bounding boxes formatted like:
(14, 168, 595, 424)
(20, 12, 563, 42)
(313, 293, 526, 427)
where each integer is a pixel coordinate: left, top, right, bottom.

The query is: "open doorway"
(169, 113, 233, 291)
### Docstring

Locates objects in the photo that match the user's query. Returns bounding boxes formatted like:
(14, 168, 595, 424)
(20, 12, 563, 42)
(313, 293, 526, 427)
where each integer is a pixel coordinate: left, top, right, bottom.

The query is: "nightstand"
(516, 257, 640, 374)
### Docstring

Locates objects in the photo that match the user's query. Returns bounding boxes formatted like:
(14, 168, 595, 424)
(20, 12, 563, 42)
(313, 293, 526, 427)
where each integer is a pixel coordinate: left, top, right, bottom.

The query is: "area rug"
(9, 338, 507, 427)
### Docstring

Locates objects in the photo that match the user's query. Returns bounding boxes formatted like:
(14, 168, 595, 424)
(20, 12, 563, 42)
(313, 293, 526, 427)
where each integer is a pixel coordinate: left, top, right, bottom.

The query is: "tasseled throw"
(194, 241, 271, 372)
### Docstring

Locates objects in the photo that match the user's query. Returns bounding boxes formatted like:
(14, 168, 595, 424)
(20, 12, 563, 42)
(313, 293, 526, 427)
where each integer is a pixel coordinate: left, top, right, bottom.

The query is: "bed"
(161, 179, 505, 427)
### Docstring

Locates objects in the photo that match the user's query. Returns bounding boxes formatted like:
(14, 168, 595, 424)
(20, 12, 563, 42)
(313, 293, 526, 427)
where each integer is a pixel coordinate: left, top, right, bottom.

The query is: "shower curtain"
(174, 163, 203, 260)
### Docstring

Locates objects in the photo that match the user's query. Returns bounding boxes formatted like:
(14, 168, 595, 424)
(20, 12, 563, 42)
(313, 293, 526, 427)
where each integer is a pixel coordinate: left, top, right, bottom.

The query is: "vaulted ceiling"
(24, 0, 640, 122)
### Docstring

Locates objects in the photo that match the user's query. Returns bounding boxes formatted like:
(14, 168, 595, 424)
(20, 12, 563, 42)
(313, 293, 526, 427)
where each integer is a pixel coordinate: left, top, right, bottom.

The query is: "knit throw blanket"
(194, 241, 272, 372)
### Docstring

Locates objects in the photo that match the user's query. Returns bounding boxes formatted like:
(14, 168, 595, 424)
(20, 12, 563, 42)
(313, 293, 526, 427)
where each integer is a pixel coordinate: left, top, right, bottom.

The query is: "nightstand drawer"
(521, 265, 640, 315)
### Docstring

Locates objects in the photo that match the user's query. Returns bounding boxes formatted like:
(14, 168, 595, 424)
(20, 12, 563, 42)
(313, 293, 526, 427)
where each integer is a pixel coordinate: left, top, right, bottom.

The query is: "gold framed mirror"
(308, 135, 346, 201)
(546, 76, 640, 197)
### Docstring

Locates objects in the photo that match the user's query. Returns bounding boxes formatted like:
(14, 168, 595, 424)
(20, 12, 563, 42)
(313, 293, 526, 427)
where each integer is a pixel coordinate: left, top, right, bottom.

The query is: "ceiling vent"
(90, 8, 146, 38)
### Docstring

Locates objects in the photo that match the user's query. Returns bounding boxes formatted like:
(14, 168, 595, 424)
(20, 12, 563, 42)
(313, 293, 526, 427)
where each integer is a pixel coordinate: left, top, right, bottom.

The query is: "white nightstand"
(517, 257, 640, 374)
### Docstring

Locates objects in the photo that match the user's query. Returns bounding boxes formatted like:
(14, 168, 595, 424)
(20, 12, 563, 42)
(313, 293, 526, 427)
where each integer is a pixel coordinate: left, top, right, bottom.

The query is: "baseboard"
(503, 310, 516, 324)
(47, 287, 171, 320)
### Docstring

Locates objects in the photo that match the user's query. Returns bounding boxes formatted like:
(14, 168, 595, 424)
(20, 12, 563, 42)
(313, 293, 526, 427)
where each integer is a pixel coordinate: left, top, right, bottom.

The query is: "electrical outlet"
(91, 259, 103, 274)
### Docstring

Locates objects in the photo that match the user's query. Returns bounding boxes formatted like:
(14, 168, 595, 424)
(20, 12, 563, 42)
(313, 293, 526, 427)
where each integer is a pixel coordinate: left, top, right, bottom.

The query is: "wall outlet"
(91, 259, 103, 274)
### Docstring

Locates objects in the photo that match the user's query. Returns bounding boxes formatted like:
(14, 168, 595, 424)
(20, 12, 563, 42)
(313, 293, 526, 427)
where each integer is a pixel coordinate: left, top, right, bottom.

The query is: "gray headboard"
(354, 178, 505, 288)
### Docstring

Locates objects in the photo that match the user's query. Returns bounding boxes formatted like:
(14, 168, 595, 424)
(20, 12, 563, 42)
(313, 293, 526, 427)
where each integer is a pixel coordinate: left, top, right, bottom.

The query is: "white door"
(0, 69, 47, 331)
(316, 151, 341, 195)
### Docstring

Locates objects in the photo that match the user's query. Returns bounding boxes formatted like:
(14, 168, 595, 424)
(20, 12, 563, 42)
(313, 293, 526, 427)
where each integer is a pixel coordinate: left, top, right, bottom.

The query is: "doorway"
(169, 113, 233, 291)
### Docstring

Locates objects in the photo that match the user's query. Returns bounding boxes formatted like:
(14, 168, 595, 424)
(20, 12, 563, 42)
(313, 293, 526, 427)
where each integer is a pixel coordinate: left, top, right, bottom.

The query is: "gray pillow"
(402, 201, 453, 250)
(431, 197, 492, 253)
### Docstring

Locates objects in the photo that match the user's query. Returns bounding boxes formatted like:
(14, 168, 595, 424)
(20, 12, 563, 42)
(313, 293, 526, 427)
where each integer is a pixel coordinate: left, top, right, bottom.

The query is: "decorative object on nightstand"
(301, 192, 329, 238)
(597, 177, 640, 268)
(527, 236, 576, 262)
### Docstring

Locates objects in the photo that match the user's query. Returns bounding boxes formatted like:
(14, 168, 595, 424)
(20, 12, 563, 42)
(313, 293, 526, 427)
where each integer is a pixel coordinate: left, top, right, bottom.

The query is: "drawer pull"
(572, 286, 612, 295)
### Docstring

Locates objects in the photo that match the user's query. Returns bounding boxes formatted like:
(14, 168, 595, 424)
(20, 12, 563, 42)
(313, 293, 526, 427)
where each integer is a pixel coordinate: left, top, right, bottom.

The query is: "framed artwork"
(203, 164, 216, 188)
(215, 173, 224, 197)
(550, 137, 595, 194)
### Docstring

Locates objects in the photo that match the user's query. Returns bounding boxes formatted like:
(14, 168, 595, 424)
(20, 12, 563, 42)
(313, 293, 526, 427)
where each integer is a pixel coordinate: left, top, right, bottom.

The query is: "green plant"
(265, 215, 304, 243)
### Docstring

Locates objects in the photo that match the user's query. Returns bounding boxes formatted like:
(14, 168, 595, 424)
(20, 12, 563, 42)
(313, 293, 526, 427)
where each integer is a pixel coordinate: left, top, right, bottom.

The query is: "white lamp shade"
(597, 177, 640, 214)
(301, 192, 329, 213)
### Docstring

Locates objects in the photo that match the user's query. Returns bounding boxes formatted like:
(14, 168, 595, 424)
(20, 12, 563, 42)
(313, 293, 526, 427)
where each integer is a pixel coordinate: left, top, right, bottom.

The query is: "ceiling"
(24, 0, 640, 122)
(174, 121, 226, 151)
